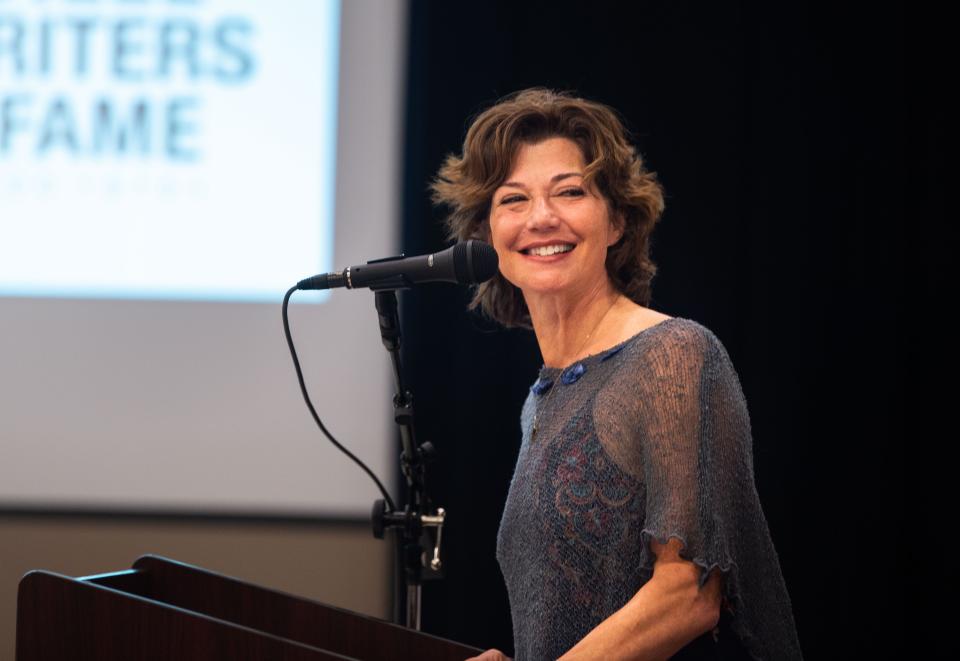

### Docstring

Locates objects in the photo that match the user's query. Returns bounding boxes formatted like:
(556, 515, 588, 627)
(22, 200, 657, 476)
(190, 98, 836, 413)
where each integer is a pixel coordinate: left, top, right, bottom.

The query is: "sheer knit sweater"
(495, 317, 802, 661)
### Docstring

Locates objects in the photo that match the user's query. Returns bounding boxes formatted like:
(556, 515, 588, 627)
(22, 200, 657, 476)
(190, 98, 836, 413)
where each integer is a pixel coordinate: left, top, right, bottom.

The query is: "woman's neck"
(526, 281, 625, 368)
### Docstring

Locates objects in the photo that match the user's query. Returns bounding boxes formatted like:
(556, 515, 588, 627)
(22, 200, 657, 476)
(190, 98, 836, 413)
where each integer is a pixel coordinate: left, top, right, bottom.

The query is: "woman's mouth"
(522, 243, 575, 256)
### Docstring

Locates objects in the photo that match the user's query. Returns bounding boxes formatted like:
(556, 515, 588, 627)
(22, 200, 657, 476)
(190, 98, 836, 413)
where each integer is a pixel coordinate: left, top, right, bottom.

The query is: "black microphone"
(297, 240, 499, 291)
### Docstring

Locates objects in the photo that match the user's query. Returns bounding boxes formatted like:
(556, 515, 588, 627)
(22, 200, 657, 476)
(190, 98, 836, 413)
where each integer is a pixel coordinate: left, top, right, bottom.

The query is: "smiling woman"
(431, 89, 803, 661)
(488, 138, 624, 330)
(432, 88, 664, 331)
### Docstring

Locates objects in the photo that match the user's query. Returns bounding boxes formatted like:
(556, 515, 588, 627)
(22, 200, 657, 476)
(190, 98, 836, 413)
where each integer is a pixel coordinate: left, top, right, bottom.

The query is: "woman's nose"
(526, 195, 560, 230)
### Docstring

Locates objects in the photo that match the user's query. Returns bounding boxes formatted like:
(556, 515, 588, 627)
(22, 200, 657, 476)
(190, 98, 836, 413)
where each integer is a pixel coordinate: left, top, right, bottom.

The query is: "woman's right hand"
(465, 649, 512, 661)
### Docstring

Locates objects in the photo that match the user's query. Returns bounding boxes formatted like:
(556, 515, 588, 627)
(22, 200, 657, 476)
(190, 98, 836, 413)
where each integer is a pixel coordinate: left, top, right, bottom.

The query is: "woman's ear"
(608, 213, 626, 247)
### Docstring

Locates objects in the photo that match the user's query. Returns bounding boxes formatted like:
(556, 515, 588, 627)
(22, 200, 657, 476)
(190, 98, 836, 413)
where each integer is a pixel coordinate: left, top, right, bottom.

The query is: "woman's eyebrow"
(499, 172, 584, 188)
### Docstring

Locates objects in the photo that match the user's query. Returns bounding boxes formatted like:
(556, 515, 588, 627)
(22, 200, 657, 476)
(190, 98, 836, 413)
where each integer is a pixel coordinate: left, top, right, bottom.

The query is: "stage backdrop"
(0, 0, 407, 517)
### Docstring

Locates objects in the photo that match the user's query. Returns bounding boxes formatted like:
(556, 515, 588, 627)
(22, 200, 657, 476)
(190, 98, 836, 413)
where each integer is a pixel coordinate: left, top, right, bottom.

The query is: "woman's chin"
(519, 279, 579, 299)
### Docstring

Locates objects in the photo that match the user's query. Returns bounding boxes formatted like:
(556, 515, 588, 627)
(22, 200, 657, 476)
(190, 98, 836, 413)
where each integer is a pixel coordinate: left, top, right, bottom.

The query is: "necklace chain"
(531, 295, 620, 441)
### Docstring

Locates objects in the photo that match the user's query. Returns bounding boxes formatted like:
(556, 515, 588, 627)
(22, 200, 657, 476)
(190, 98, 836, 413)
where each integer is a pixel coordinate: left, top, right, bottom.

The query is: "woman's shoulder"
(622, 310, 717, 350)
(615, 313, 733, 372)
(600, 316, 746, 415)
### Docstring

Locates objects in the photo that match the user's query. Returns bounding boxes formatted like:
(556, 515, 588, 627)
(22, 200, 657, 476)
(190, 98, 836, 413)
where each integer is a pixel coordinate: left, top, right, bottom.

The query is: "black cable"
(282, 286, 397, 513)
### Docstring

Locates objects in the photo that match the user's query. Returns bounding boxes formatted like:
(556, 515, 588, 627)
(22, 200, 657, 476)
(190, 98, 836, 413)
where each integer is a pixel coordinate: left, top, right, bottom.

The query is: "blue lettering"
(214, 18, 254, 83)
(158, 19, 200, 79)
(1, 94, 31, 153)
(165, 96, 199, 161)
(113, 19, 146, 81)
(68, 18, 96, 77)
(92, 98, 150, 154)
(36, 96, 78, 155)
(0, 16, 26, 77)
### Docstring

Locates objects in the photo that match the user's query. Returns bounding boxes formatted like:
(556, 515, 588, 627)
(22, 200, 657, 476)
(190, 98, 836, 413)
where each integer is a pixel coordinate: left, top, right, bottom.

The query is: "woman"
(431, 89, 802, 661)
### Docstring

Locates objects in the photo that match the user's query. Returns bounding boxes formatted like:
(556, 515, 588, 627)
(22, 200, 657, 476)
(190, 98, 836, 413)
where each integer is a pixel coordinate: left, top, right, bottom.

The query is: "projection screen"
(0, 0, 406, 517)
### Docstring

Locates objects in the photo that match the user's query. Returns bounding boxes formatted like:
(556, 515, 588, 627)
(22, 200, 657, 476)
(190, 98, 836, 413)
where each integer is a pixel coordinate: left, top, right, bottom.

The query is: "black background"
(396, 1, 947, 658)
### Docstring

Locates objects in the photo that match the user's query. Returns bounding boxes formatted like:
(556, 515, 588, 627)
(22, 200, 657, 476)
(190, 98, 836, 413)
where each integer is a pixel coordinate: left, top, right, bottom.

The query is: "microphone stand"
(369, 286, 445, 630)
(290, 242, 495, 631)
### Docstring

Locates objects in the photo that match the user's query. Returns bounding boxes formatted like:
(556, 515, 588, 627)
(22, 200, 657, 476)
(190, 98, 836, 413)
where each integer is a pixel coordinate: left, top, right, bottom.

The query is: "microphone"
(297, 240, 499, 291)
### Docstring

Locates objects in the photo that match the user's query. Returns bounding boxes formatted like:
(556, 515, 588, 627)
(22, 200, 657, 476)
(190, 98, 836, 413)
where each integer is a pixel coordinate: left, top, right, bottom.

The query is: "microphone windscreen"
(454, 240, 499, 284)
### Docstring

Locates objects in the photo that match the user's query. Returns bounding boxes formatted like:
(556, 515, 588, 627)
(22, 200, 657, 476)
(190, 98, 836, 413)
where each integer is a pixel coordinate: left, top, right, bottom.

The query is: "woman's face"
(488, 137, 622, 301)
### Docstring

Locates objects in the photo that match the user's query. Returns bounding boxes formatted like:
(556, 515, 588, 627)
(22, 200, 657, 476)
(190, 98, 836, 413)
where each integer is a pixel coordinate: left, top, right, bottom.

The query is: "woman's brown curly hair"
(430, 88, 665, 328)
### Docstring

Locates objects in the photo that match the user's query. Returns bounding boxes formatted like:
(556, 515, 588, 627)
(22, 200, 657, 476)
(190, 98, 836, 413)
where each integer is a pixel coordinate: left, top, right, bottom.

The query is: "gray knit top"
(495, 317, 802, 660)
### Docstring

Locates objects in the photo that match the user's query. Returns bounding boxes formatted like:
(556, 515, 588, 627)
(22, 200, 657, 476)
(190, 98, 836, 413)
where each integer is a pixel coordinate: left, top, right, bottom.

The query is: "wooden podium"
(16, 555, 482, 660)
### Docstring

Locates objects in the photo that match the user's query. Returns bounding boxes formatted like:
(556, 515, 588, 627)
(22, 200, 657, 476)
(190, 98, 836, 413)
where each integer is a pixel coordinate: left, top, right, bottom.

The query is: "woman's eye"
(500, 195, 525, 204)
(559, 187, 585, 197)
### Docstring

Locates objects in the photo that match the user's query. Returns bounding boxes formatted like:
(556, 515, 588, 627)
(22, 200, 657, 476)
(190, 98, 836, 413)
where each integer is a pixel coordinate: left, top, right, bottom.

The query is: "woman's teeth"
(525, 244, 574, 256)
